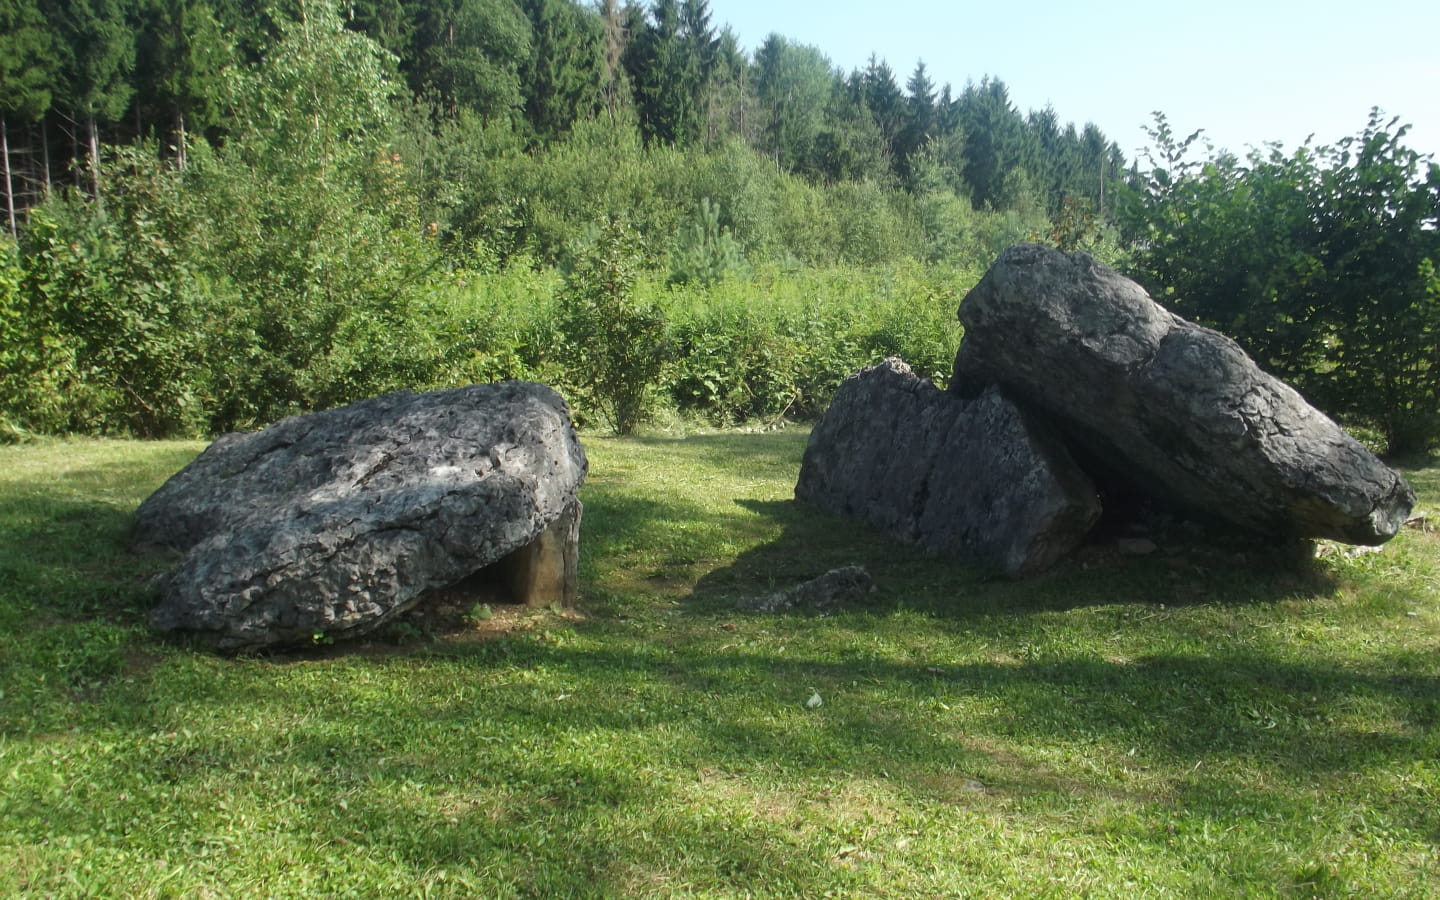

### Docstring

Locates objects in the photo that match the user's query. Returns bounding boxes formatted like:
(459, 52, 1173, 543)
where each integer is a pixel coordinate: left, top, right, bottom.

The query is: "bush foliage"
(1119, 112, 1440, 455)
(0, 4, 1435, 450)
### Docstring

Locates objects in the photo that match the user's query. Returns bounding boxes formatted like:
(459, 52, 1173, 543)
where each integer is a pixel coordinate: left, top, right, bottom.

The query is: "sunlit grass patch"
(1, 431, 1438, 897)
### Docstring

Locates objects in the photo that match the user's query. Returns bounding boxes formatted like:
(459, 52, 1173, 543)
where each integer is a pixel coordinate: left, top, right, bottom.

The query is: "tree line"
(1, 0, 1435, 453)
(1, 0, 1125, 238)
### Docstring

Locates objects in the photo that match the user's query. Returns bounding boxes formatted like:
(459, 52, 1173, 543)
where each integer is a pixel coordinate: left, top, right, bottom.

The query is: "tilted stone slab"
(796, 358, 1100, 575)
(135, 382, 587, 651)
(951, 243, 1414, 544)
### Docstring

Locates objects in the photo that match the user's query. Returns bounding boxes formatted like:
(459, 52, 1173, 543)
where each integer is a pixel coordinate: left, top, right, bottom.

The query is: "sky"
(706, 0, 1440, 165)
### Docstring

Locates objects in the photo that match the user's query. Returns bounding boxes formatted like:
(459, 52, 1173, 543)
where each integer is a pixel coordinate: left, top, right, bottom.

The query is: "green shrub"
(0, 235, 69, 439)
(668, 309, 804, 424)
(1120, 111, 1440, 454)
(6, 150, 215, 438)
(422, 259, 563, 389)
(556, 220, 669, 434)
(661, 264, 969, 424)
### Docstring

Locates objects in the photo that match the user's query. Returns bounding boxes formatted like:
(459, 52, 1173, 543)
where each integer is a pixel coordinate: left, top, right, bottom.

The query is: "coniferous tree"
(907, 81, 967, 198)
(1078, 121, 1118, 215)
(957, 76, 1031, 209)
(520, 0, 603, 141)
(935, 82, 959, 137)
(705, 25, 750, 143)
(861, 55, 904, 169)
(411, 0, 532, 122)
(133, 0, 230, 168)
(597, 0, 629, 122)
(206, 0, 282, 63)
(897, 59, 935, 177)
(753, 34, 832, 172)
(678, 0, 718, 143)
(805, 70, 887, 183)
(53, 0, 137, 193)
(0, 0, 56, 234)
(345, 0, 413, 56)
(628, 0, 697, 145)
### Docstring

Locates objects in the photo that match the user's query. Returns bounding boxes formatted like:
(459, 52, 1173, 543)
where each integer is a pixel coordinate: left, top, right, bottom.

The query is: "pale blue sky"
(708, 0, 1440, 164)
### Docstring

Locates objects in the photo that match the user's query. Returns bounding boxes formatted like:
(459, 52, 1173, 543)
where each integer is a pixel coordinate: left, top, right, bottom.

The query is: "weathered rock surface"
(795, 358, 1101, 575)
(135, 382, 587, 651)
(951, 243, 1415, 544)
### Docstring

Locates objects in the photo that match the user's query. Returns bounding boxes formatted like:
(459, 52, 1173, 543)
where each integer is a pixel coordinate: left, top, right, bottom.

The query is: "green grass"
(2, 431, 1438, 898)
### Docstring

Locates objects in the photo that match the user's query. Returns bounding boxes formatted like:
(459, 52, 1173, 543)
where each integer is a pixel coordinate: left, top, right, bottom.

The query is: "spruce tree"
(810, 70, 888, 183)
(521, 0, 603, 141)
(629, 0, 696, 145)
(957, 76, 1031, 209)
(860, 55, 904, 173)
(412, 0, 532, 122)
(133, 0, 230, 168)
(598, 0, 629, 122)
(0, 0, 56, 234)
(52, 0, 137, 194)
(754, 34, 831, 172)
(897, 59, 935, 176)
(679, 0, 717, 144)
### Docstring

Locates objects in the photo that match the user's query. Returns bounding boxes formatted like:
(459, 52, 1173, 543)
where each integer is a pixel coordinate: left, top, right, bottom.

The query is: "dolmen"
(135, 382, 587, 651)
(797, 243, 1415, 575)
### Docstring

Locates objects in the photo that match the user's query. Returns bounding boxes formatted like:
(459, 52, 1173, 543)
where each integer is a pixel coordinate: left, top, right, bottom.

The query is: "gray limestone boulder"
(951, 243, 1414, 544)
(135, 382, 587, 651)
(796, 358, 1101, 575)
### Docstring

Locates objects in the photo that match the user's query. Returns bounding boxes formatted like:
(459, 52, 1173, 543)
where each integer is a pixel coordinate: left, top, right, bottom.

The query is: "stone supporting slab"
(500, 498, 582, 608)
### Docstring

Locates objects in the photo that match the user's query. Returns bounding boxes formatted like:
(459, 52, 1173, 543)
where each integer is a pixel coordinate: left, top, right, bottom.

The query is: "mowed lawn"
(1, 429, 1437, 898)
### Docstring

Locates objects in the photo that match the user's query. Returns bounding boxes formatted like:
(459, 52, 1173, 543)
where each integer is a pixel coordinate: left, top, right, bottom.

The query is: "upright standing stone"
(796, 358, 1100, 575)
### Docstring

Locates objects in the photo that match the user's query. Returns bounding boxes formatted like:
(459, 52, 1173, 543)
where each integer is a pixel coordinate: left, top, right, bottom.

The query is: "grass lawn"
(1, 429, 1438, 898)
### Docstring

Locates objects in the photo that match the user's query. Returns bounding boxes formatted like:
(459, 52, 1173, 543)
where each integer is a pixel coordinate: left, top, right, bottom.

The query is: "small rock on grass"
(738, 565, 873, 614)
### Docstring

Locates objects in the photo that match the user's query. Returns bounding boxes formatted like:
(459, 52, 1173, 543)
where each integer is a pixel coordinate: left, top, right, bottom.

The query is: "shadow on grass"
(685, 497, 1339, 621)
(0, 495, 169, 624)
(415, 636, 1440, 779)
(60, 626, 1434, 894)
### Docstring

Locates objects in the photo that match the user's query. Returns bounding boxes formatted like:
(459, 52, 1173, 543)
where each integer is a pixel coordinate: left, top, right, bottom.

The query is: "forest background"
(1, 0, 1436, 452)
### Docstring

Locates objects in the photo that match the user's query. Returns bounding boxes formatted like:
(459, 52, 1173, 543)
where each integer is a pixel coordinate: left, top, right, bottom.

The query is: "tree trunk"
(88, 113, 102, 197)
(175, 109, 187, 170)
(3, 117, 16, 240)
(40, 119, 51, 195)
(72, 121, 81, 190)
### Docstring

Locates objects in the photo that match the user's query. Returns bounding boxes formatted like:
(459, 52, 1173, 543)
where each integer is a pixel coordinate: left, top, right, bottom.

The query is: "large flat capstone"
(135, 382, 587, 651)
(952, 243, 1414, 545)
